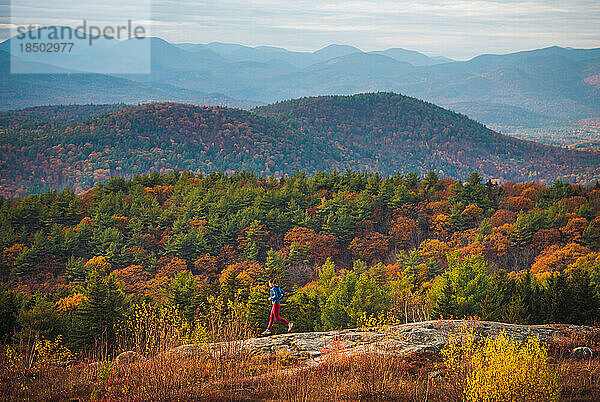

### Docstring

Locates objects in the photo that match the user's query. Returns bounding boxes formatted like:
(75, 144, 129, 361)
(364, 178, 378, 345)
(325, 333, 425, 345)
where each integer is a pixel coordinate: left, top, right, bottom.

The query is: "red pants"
(267, 302, 289, 329)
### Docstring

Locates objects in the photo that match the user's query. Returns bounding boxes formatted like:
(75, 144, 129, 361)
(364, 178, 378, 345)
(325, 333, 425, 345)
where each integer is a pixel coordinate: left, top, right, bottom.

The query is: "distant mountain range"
(1, 93, 598, 197)
(1, 27, 599, 129)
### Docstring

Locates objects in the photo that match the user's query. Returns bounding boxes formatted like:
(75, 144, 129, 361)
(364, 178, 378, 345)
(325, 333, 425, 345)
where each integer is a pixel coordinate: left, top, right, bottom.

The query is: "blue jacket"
(270, 286, 285, 304)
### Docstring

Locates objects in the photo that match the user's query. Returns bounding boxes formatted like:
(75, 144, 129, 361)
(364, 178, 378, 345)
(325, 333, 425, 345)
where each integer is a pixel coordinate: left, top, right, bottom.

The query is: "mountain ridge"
(3, 28, 598, 129)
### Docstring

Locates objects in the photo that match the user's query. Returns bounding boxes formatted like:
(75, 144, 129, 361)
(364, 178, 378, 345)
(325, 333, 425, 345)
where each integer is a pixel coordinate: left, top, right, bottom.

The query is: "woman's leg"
(273, 303, 289, 325)
(267, 304, 276, 329)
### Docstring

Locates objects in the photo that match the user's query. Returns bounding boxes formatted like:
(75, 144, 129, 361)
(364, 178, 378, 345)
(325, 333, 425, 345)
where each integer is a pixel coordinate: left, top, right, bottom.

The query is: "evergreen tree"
(322, 270, 357, 329)
(515, 270, 536, 324)
(567, 268, 600, 324)
(584, 221, 600, 250)
(219, 267, 239, 304)
(246, 284, 271, 331)
(17, 293, 63, 339)
(424, 170, 440, 193)
(286, 289, 322, 332)
(348, 271, 390, 324)
(446, 252, 490, 318)
(73, 273, 130, 347)
(264, 249, 288, 284)
(65, 256, 86, 282)
(0, 284, 21, 341)
(431, 279, 457, 319)
(542, 274, 570, 323)
(167, 271, 200, 321)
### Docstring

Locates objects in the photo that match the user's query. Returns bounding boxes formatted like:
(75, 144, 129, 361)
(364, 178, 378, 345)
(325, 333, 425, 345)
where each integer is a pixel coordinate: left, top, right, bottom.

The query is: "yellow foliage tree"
(56, 293, 88, 314)
(443, 323, 560, 402)
(84, 256, 111, 275)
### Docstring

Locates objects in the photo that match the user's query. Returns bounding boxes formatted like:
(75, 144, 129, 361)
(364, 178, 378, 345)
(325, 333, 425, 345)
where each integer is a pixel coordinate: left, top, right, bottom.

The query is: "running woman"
(262, 279, 293, 335)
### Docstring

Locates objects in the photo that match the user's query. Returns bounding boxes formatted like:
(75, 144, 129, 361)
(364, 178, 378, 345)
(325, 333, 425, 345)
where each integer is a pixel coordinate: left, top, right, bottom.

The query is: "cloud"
(2, 0, 599, 58)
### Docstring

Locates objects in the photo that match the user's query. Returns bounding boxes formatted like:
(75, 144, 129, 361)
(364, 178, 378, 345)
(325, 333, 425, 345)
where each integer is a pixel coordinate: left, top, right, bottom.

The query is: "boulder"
(572, 346, 594, 360)
(87, 361, 104, 376)
(114, 350, 146, 367)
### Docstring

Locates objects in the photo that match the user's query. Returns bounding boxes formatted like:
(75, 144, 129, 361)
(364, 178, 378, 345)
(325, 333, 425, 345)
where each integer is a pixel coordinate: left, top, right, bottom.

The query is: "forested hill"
(0, 103, 338, 197)
(253, 93, 600, 184)
(1, 93, 600, 197)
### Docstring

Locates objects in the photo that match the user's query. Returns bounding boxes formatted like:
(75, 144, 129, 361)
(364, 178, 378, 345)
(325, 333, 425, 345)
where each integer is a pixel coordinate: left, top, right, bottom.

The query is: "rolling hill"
(253, 93, 600, 183)
(2, 28, 598, 129)
(1, 93, 599, 197)
(0, 102, 338, 196)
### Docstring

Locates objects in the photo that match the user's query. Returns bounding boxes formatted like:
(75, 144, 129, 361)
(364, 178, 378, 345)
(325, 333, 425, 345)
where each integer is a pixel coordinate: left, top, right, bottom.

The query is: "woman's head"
(269, 279, 277, 287)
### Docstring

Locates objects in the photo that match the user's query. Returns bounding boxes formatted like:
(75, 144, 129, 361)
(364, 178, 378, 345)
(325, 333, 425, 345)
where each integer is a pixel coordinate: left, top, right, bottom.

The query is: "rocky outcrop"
(234, 320, 596, 364)
(114, 350, 147, 367)
(109, 320, 598, 368)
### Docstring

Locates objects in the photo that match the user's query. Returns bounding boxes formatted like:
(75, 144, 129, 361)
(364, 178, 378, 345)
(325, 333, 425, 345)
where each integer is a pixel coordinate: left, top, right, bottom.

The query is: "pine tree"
(246, 284, 271, 331)
(515, 270, 535, 324)
(424, 170, 439, 193)
(567, 268, 600, 324)
(242, 240, 259, 261)
(65, 256, 86, 282)
(432, 279, 457, 319)
(285, 290, 322, 332)
(0, 284, 20, 341)
(264, 249, 288, 284)
(167, 271, 200, 321)
(543, 274, 570, 323)
(73, 273, 130, 348)
(584, 221, 600, 250)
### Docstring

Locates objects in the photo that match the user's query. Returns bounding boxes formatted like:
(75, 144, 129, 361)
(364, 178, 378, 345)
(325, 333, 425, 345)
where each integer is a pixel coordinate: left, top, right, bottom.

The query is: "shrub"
(442, 323, 560, 401)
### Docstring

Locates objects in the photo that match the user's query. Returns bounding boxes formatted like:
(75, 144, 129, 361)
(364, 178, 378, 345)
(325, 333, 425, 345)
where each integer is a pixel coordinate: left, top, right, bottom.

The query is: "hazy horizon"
(4, 28, 600, 62)
(1, 0, 599, 60)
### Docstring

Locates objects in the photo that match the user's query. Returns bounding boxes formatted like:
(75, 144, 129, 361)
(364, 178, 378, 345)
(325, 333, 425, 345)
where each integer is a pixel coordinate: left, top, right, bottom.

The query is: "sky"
(1, 0, 599, 59)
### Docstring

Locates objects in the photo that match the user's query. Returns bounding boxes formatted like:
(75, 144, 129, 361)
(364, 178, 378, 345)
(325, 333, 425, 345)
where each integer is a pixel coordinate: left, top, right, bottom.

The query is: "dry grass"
(2, 326, 600, 401)
(556, 358, 600, 401)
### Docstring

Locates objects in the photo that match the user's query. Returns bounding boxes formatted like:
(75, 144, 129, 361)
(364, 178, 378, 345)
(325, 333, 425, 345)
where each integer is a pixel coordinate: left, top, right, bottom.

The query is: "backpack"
(274, 286, 285, 301)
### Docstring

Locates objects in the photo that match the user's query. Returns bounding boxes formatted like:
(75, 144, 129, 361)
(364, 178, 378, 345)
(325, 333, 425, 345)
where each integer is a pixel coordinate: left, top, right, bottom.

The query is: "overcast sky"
(1, 0, 599, 59)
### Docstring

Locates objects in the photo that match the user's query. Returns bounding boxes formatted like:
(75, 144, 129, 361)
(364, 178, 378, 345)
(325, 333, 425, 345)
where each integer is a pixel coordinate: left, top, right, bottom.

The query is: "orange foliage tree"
(426, 201, 451, 216)
(112, 265, 151, 293)
(283, 226, 339, 265)
(145, 257, 190, 299)
(348, 232, 390, 263)
(501, 196, 534, 212)
(531, 228, 562, 251)
(431, 214, 453, 239)
(489, 209, 517, 227)
(389, 216, 418, 250)
(461, 204, 484, 223)
(560, 217, 588, 243)
(418, 239, 450, 270)
(193, 253, 221, 279)
(483, 225, 512, 258)
(530, 243, 591, 273)
(561, 196, 588, 212)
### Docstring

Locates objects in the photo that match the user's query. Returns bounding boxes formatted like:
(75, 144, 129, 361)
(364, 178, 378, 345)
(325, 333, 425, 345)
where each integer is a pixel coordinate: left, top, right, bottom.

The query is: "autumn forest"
(1, 169, 600, 351)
